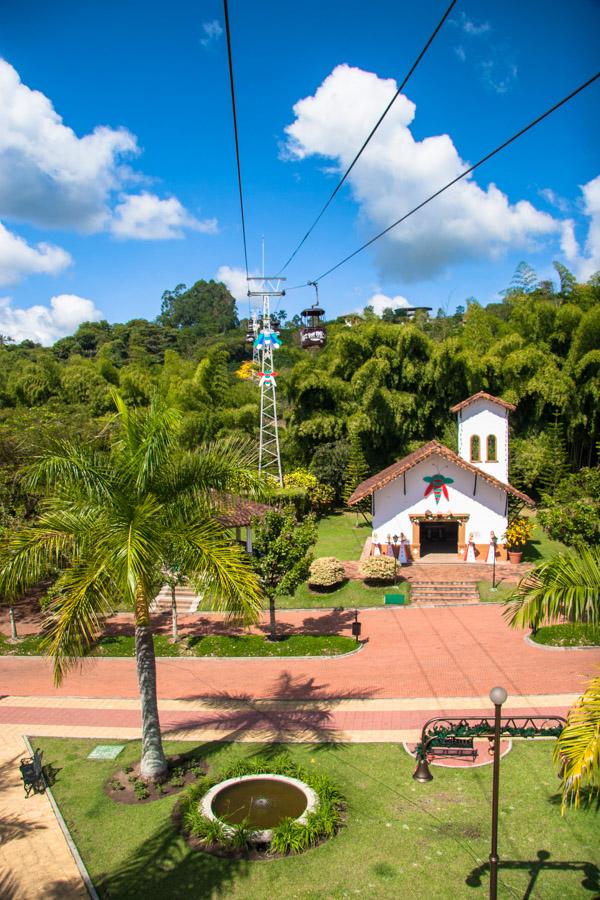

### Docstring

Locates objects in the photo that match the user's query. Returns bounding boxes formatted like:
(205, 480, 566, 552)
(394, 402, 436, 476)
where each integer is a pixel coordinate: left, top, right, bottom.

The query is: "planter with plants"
(503, 517, 534, 563)
(178, 753, 346, 858)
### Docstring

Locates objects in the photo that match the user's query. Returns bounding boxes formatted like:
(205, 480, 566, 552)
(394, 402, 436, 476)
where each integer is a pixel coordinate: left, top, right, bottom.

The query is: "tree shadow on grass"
(168, 670, 376, 749)
(96, 815, 249, 900)
(466, 850, 600, 898)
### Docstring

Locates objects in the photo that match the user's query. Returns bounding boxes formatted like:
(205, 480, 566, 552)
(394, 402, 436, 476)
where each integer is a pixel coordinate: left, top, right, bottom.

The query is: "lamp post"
(488, 685, 508, 900)
(491, 535, 497, 590)
(392, 533, 399, 584)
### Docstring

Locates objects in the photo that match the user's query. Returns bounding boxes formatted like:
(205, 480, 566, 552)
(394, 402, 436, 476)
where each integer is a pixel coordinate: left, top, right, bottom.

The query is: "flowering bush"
(284, 469, 319, 491)
(504, 517, 534, 549)
(361, 556, 396, 584)
(308, 482, 336, 514)
(283, 469, 335, 515)
(308, 557, 345, 591)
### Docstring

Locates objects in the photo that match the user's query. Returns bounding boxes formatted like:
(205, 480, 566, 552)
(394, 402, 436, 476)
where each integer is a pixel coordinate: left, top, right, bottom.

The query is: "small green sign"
(87, 744, 126, 760)
(384, 593, 406, 605)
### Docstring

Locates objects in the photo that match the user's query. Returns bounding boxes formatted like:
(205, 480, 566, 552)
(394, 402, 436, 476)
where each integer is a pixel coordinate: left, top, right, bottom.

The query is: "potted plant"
(503, 517, 534, 563)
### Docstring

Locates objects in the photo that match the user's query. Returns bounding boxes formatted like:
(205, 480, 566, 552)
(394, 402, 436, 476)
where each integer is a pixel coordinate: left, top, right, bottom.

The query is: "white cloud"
(365, 292, 411, 316)
(201, 20, 223, 47)
(284, 65, 559, 282)
(111, 192, 217, 240)
(539, 187, 570, 214)
(480, 58, 518, 94)
(0, 58, 217, 245)
(454, 45, 466, 63)
(0, 293, 103, 345)
(215, 265, 264, 303)
(0, 58, 137, 232)
(462, 17, 490, 36)
(560, 175, 600, 281)
(0, 220, 71, 285)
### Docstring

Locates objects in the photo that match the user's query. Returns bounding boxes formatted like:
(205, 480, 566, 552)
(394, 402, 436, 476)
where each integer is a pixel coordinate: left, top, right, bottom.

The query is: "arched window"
(470, 435, 481, 462)
(487, 434, 497, 462)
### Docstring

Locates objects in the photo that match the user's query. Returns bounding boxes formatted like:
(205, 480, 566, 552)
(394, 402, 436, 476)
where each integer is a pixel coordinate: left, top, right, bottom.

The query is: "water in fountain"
(212, 778, 307, 828)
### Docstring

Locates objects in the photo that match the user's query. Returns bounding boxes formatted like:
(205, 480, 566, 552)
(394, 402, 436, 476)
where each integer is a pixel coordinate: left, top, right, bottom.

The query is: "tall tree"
(251, 507, 317, 639)
(159, 280, 239, 335)
(0, 395, 263, 778)
(343, 432, 369, 506)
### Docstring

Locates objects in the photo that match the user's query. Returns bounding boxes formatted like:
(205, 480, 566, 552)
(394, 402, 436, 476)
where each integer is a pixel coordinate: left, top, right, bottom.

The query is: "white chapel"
(348, 392, 534, 561)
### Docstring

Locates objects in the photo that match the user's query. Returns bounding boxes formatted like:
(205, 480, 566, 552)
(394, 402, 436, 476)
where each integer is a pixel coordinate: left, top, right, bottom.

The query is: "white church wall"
(457, 399, 509, 483)
(371, 453, 508, 547)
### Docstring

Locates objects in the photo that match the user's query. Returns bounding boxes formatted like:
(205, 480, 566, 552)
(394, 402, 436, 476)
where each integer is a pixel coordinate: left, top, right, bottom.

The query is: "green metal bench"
(20, 748, 46, 797)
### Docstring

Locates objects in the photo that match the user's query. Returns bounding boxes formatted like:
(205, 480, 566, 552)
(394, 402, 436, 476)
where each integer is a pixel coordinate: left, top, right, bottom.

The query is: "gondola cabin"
(300, 305, 326, 350)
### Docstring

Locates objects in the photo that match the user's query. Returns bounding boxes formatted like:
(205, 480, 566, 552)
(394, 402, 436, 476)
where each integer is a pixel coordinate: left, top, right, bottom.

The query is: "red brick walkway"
(2, 605, 597, 702)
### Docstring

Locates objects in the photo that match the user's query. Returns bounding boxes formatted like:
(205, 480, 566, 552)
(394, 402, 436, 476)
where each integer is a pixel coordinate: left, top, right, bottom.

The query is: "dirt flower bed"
(106, 754, 208, 804)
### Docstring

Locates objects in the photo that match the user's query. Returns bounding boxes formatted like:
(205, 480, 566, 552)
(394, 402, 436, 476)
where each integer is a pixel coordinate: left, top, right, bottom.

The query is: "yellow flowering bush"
(503, 517, 534, 549)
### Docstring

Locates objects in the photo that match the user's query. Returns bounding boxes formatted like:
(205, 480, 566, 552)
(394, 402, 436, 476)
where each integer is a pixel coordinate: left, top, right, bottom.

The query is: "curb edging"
(524, 634, 600, 652)
(24, 734, 99, 900)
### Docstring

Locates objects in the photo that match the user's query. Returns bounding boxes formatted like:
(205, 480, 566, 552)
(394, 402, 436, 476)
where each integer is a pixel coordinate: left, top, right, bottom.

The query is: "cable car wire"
(277, 0, 457, 275)
(223, 0, 250, 279)
(298, 69, 600, 285)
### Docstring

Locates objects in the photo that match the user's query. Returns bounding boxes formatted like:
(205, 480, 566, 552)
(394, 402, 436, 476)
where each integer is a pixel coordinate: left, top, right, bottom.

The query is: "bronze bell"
(412, 755, 433, 782)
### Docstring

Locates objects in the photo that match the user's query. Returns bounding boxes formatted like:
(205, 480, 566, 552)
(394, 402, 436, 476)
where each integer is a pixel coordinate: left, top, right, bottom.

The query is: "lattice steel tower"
(248, 276, 285, 486)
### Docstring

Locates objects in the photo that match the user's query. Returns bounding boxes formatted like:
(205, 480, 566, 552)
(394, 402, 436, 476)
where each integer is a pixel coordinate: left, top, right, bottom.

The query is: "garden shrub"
(275, 486, 311, 517)
(361, 556, 396, 584)
(308, 556, 345, 591)
(284, 469, 335, 515)
(270, 818, 309, 854)
(538, 468, 600, 546)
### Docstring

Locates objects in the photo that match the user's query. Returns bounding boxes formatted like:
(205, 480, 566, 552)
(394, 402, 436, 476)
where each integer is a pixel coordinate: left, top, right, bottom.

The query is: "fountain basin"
(201, 774, 318, 843)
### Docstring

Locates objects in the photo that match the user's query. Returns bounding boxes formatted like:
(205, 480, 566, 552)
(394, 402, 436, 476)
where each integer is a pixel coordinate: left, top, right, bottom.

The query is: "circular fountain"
(201, 774, 318, 843)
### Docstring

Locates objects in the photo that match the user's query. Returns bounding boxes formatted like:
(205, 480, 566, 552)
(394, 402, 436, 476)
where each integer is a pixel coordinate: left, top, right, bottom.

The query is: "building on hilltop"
(347, 392, 534, 562)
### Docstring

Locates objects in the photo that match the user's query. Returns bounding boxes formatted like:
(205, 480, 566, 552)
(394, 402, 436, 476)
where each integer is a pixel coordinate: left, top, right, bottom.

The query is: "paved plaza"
(1, 603, 598, 898)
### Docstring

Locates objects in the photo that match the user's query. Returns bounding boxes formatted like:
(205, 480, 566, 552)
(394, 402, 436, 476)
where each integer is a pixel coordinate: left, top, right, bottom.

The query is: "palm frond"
(554, 673, 600, 811)
(160, 436, 266, 503)
(504, 545, 600, 629)
(41, 561, 117, 684)
(0, 522, 80, 599)
(172, 517, 262, 624)
(25, 443, 114, 500)
(113, 393, 181, 495)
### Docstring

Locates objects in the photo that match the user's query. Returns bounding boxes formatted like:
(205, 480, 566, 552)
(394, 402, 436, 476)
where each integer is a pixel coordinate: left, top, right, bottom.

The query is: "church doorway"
(419, 521, 458, 557)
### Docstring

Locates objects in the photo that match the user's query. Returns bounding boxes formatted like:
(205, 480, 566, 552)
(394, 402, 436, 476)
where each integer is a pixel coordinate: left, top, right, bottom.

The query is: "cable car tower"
(248, 275, 285, 486)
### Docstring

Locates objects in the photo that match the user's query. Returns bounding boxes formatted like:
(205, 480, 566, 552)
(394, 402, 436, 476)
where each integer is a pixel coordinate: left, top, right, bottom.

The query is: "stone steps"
(409, 581, 480, 605)
(149, 587, 201, 615)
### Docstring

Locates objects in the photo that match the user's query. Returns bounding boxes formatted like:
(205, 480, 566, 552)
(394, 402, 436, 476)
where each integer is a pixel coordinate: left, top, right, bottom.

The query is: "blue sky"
(0, 0, 598, 343)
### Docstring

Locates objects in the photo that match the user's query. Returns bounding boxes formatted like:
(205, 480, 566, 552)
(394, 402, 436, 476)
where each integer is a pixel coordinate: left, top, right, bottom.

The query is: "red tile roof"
(215, 494, 271, 528)
(347, 440, 534, 506)
(449, 392, 516, 413)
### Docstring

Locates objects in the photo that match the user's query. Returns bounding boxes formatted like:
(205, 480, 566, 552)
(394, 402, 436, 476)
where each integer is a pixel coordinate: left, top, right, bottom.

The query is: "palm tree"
(0, 394, 263, 778)
(504, 545, 600, 630)
(554, 673, 600, 811)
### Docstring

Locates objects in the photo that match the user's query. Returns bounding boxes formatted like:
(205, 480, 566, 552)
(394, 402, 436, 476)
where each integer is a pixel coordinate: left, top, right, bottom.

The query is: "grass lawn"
(522, 519, 568, 563)
(313, 511, 371, 559)
(530, 623, 600, 647)
(278, 578, 409, 609)
(477, 581, 516, 603)
(0, 631, 45, 655)
(35, 737, 600, 899)
(186, 634, 356, 656)
(0, 632, 356, 658)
